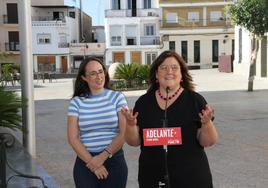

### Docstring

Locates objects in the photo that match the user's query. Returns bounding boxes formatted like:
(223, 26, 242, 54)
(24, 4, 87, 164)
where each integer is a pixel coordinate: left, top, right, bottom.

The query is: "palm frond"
(0, 86, 26, 132)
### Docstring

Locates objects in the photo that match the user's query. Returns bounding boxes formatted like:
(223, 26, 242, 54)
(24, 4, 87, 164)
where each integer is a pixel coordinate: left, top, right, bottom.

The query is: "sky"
(83, 0, 105, 26)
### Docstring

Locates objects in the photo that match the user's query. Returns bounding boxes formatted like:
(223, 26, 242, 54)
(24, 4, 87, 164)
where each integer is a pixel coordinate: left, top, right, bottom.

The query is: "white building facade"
(233, 27, 268, 78)
(0, 0, 20, 68)
(105, 0, 161, 65)
(31, 4, 80, 73)
(31, 0, 93, 73)
(159, 0, 235, 69)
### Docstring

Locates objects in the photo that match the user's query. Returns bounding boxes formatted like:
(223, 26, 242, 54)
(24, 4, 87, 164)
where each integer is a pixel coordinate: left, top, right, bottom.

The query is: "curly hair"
(148, 50, 195, 93)
(72, 57, 110, 97)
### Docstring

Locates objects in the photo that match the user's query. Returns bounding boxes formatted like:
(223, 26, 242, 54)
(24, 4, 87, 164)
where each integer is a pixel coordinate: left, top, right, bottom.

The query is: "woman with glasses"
(68, 57, 128, 188)
(122, 51, 218, 188)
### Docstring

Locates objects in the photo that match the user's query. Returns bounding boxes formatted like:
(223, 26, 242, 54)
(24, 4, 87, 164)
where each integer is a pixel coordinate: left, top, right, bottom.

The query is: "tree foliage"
(227, 0, 268, 91)
(227, 0, 268, 37)
(137, 64, 150, 84)
(0, 86, 26, 132)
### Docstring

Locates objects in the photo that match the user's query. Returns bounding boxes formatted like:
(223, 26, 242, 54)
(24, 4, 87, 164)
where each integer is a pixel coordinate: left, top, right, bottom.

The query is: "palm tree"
(115, 64, 139, 88)
(137, 64, 150, 85)
(0, 86, 25, 132)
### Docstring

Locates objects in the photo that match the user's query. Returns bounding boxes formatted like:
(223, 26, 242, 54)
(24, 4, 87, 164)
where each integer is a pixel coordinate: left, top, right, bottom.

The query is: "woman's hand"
(197, 104, 217, 147)
(86, 154, 106, 172)
(199, 105, 214, 125)
(93, 165, 109, 179)
(121, 107, 138, 126)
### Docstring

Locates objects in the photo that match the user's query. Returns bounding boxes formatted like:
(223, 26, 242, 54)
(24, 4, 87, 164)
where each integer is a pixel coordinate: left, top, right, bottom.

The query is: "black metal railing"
(2, 15, 18, 24)
(105, 8, 159, 17)
(160, 18, 233, 29)
(5, 42, 20, 51)
(31, 16, 66, 22)
(58, 42, 69, 48)
(0, 133, 48, 188)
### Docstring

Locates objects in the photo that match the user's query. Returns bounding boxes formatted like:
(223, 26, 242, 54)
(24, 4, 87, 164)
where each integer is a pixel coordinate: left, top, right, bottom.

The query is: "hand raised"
(121, 107, 138, 126)
(199, 105, 214, 125)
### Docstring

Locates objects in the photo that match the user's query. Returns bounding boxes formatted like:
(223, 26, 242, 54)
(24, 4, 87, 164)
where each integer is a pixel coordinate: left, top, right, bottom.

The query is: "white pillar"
(33, 55, 38, 72)
(67, 55, 71, 73)
(203, 7, 207, 26)
(18, 0, 36, 157)
(55, 55, 61, 72)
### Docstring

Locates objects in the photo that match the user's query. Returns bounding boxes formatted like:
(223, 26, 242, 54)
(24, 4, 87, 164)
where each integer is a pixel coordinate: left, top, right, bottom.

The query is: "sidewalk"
(14, 69, 268, 187)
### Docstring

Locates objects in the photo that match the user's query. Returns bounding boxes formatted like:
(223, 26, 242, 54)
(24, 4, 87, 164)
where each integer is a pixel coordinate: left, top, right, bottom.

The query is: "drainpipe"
(79, 0, 85, 42)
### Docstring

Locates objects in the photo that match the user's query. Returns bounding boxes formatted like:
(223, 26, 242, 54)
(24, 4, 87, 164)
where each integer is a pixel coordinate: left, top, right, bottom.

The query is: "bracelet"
(104, 147, 113, 158)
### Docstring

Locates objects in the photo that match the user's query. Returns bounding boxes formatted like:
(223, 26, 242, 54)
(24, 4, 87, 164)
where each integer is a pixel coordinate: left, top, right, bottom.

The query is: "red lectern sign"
(143, 127, 182, 146)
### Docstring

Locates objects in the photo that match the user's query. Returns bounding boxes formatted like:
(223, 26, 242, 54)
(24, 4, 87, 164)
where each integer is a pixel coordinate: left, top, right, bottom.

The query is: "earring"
(180, 79, 183, 83)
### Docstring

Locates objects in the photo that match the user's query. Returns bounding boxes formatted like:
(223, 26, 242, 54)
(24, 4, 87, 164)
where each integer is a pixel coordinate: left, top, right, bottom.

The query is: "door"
(61, 56, 68, 73)
(7, 3, 18, 23)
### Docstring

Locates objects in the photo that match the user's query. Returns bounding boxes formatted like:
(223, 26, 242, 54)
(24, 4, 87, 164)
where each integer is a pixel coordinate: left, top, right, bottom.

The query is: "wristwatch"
(104, 148, 113, 158)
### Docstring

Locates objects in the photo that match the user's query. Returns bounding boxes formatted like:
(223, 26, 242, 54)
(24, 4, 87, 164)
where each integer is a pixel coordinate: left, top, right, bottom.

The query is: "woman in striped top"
(67, 57, 128, 188)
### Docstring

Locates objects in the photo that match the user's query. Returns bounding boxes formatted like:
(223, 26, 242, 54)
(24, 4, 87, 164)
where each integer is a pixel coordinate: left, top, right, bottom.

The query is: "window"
(113, 52, 125, 63)
(69, 11, 75, 18)
(131, 52, 141, 64)
(188, 12, 199, 22)
(7, 3, 18, 23)
(112, 0, 120, 10)
(169, 41, 175, 51)
(127, 38, 136, 45)
(53, 12, 64, 20)
(146, 52, 157, 65)
(37, 34, 51, 44)
(181, 41, 188, 63)
(194, 40, 200, 63)
(212, 40, 219, 62)
(145, 25, 155, 36)
(166, 13, 178, 23)
(7, 31, 19, 51)
(144, 0, 151, 9)
(128, 0, 132, 9)
(210, 11, 222, 22)
(111, 36, 121, 46)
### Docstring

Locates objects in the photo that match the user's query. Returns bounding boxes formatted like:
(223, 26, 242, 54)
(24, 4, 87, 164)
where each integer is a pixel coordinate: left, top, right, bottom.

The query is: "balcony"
(58, 42, 69, 48)
(105, 8, 159, 18)
(2, 15, 18, 24)
(5, 42, 20, 51)
(32, 16, 66, 22)
(140, 36, 160, 45)
(160, 18, 233, 29)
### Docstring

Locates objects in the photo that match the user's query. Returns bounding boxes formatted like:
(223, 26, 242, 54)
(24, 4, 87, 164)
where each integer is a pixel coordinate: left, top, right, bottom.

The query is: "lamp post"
(18, 0, 36, 157)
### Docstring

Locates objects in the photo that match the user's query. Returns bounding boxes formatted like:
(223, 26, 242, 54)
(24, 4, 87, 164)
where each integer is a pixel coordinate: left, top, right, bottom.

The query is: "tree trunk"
(248, 34, 259, 91)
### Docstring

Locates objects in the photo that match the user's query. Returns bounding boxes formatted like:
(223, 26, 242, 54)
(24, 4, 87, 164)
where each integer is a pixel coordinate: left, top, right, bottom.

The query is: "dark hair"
(72, 57, 110, 97)
(148, 50, 195, 93)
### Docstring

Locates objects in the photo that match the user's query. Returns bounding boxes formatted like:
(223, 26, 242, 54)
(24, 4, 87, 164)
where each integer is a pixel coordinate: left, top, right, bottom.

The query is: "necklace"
(157, 86, 181, 101)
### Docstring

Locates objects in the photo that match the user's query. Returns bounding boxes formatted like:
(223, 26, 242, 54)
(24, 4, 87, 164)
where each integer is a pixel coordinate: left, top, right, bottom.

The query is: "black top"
(134, 89, 213, 187)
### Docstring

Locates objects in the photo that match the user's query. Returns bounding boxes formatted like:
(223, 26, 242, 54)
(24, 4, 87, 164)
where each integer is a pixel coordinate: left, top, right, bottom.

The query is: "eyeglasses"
(159, 64, 179, 72)
(85, 69, 104, 78)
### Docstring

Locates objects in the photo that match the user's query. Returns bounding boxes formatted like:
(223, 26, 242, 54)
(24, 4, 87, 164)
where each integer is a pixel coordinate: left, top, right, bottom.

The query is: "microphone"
(160, 86, 170, 188)
(163, 87, 170, 128)
(165, 86, 170, 93)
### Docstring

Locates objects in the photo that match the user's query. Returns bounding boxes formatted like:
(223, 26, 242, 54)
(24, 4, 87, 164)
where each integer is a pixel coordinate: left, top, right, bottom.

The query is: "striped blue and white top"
(68, 89, 127, 153)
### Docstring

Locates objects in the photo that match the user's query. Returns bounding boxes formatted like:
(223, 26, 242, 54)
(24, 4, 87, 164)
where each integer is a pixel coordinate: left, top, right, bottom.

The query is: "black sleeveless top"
(134, 89, 213, 187)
